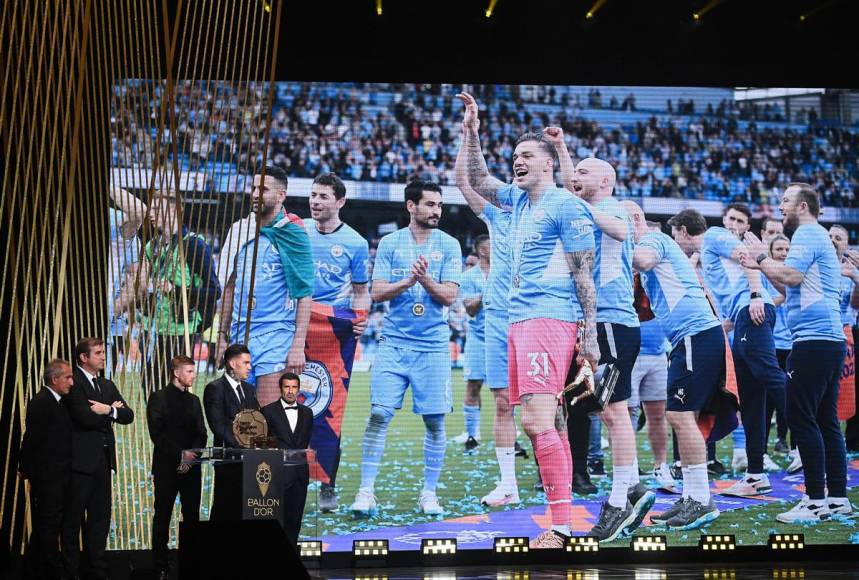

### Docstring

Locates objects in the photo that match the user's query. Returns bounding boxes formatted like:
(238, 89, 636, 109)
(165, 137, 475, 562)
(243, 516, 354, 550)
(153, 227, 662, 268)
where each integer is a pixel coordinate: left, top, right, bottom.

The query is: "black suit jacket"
(203, 375, 259, 448)
(19, 388, 73, 482)
(67, 367, 134, 473)
(147, 384, 208, 474)
(261, 400, 313, 485)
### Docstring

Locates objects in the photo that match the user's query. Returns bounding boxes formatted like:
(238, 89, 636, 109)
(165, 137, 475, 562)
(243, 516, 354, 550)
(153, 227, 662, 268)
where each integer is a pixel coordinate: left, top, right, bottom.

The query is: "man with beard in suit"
(19, 359, 74, 579)
(203, 343, 259, 520)
(261, 372, 312, 546)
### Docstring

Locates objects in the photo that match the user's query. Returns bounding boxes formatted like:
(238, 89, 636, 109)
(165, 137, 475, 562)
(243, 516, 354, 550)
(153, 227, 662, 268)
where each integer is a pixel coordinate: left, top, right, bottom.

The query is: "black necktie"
(236, 385, 246, 407)
(91, 377, 102, 399)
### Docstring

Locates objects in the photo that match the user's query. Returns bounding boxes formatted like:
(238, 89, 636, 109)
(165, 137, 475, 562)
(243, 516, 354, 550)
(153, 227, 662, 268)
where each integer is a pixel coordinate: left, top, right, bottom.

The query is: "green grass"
(109, 368, 859, 550)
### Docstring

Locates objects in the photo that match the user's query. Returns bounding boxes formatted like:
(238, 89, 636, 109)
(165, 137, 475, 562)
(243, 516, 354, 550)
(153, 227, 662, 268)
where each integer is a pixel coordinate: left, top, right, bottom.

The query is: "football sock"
(533, 428, 571, 527)
(359, 405, 394, 490)
(423, 413, 446, 491)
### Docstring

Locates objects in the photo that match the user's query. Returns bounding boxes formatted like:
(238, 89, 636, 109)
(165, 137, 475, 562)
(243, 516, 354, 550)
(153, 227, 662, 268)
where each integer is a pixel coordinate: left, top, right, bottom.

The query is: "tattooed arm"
(457, 92, 505, 205)
(566, 249, 600, 370)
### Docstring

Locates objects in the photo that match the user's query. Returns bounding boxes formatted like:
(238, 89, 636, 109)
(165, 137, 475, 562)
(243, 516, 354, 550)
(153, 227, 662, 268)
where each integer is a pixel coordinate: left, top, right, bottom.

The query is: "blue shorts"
(484, 309, 509, 389)
(464, 335, 486, 381)
(597, 322, 641, 404)
(246, 328, 295, 385)
(667, 324, 726, 412)
(370, 343, 453, 415)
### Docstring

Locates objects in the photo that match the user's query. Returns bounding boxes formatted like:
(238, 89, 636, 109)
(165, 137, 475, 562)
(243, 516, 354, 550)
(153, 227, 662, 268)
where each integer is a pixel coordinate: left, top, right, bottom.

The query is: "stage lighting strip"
(631, 535, 667, 552)
(699, 534, 736, 551)
(495, 537, 530, 553)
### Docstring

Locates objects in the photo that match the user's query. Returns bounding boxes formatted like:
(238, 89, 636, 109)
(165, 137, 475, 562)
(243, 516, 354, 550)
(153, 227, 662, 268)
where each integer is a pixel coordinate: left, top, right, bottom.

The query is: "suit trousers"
(152, 466, 201, 572)
(27, 477, 68, 579)
(62, 449, 112, 579)
(282, 480, 308, 547)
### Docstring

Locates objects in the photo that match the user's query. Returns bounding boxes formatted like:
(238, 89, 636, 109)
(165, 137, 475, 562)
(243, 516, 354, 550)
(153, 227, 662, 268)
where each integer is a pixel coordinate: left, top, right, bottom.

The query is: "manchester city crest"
(299, 360, 334, 419)
(330, 244, 344, 257)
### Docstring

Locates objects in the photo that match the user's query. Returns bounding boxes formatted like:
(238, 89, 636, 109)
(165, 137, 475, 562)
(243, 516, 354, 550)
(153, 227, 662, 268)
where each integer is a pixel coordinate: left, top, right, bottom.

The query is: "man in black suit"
(203, 343, 258, 520)
(261, 372, 313, 546)
(63, 338, 134, 580)
(147, 355, 208, 580)
(19, 359, 74, 580)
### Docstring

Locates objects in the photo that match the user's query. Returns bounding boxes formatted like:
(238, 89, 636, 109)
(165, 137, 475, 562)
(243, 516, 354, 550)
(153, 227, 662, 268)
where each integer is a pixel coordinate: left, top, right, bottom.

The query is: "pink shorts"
(508, 318, 579, 405)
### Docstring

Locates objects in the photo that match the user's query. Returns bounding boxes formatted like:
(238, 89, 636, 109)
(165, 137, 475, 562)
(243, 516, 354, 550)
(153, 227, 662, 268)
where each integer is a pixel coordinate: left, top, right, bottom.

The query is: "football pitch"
(110, 368, 859, 551)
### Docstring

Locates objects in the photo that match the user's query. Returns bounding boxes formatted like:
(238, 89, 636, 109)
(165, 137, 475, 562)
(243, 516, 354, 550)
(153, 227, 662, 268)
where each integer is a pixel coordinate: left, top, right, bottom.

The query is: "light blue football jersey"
(372, 227, 462, 351)
(587, 197, 639, 327)
(231, 235, 295, 338)
(783, 223, 844, 343)
(460, 264, 488, 342)
(638, 231, 721, 347)
(496, 184, 596, 324)
(303, 219, 369, 308)
(480, 203, 513, 314)
(701, 226, 773, 322)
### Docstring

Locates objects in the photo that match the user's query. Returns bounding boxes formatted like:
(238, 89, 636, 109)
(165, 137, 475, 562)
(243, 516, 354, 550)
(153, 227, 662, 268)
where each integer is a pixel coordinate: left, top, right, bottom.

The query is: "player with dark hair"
(351, 179, 462, 516)
(303, 171, 370, 512)
(700, 201, 785, 497)
(741, 183, 852, 522)
(458, 94, 599, 548)
(217, 165, 314, 406)
(625, 201, 724, 529)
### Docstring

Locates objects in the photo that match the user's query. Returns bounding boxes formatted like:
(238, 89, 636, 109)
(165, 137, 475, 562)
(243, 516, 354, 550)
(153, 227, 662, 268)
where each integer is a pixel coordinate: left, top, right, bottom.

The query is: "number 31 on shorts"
(527, 352, 550, 377)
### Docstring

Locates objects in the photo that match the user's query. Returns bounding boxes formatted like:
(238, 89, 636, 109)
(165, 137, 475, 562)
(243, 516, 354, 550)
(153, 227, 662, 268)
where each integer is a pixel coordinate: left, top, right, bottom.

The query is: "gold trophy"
(232, 409, 269, 448)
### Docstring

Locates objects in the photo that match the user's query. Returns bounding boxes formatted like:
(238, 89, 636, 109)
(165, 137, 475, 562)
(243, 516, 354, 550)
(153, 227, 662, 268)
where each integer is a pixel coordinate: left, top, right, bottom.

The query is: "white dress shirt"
(224, 373, 245, 405)
(281, 399, 298, 432)
(78, 366, 117, 419)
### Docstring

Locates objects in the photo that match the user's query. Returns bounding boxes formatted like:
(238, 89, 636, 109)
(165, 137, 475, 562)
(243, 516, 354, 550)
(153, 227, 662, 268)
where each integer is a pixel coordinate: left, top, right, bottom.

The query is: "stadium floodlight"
(768, 533, 805, 551)
(494, 536, 529, 554)
(585, 0, 609, 20)
(298, 540, 322, 559)
(631, 535, 667, 552)
(353, 539, 389, 558)
(699, 534, 736, 552)
(421, 538, 457, 556)
(566, 535, 599, 552)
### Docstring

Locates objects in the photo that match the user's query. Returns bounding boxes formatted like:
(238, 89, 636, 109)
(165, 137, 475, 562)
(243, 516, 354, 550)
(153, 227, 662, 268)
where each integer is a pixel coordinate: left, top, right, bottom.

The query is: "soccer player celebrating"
(350, 179, 462, 517)
(217, 165, 314, 406)
(548, 128, 653, 542)
(304, 172, 371, 513)
(453, 135, 523, 506)
(458, 93, 599, 548)
(624, 202, 724, 529)
(741, 183, 852, 522)
(700, 203, 785, 497)
(458, 235, 491, 453)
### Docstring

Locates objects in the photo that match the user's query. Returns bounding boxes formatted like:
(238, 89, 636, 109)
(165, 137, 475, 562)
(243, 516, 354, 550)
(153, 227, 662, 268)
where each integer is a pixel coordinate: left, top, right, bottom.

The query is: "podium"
(178, 448, 317, 578)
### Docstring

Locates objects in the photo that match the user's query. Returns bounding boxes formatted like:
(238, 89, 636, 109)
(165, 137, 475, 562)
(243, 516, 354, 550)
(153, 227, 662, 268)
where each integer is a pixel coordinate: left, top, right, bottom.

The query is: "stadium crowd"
(111, 82, 859, 207)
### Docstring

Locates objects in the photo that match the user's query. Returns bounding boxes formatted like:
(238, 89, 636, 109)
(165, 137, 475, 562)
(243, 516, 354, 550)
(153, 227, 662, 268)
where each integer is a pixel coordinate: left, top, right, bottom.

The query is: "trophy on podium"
(232, 409, 273, 448)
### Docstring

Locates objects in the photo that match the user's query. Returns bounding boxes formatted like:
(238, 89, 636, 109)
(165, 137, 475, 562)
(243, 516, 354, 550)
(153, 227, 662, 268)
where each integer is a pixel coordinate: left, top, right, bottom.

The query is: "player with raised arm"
(303, 172, 371, 512)
(458, 93, 599, 548)
(216, 165, 314, 406)
(453, 136, 524, 506)
(741, 183, 851, 522)
(547, 127, 653, 542)
(699, 203, 785, 497)
(624, 202, 724, 530)
(350, 179, 462, 517)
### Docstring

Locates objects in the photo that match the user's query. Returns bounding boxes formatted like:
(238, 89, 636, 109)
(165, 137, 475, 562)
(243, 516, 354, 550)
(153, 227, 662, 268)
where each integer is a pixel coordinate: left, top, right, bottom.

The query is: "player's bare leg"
(255, 372, 282, 407)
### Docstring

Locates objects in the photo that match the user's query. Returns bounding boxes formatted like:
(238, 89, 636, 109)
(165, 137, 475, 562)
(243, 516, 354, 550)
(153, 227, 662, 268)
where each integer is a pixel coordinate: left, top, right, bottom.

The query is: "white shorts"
(629, 353, 668, 408)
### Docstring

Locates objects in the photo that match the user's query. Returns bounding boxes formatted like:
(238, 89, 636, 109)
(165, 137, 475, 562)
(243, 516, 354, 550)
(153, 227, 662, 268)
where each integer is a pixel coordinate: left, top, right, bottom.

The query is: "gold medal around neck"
(412, 303, 425, 316)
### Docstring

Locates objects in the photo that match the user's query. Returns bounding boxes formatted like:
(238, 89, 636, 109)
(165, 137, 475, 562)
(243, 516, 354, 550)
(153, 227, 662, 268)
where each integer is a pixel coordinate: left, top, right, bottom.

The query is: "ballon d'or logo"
(256, 461, 272, 497)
